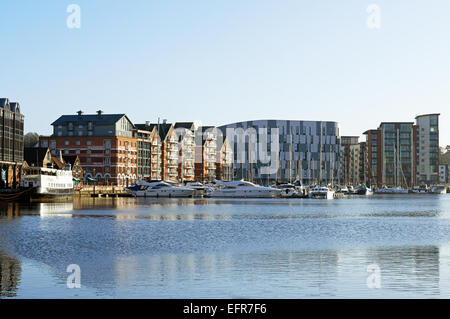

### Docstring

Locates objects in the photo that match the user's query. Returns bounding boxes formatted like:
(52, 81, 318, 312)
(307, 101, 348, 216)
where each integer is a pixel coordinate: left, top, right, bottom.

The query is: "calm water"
(1, 195, 450, 298)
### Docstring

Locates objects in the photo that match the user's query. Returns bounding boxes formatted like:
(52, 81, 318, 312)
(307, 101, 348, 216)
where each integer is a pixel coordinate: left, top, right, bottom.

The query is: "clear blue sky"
(1, 0, 449, 146)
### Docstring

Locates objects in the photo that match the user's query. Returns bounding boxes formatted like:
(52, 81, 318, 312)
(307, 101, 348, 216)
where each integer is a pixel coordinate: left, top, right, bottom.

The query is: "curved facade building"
(218, 120, 340, 184)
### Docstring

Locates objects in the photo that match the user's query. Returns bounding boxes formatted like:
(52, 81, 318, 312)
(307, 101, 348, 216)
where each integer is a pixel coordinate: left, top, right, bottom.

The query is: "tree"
(441, 145, 450, 165)
(24, 132, 40, 148)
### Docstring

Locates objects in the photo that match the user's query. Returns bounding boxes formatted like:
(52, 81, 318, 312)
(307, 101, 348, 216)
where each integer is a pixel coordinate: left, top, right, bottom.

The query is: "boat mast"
(318, 122, 323, 186)
(289, 127, 293, 184)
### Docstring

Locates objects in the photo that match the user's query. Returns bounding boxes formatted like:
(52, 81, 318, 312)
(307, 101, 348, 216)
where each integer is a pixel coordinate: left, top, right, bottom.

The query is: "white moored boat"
(430, 184, 447, 194)
(374, 186, 409, 194)
(209, 180, 281, 198)
(273, 183, 298, 198)
(20, 167, 74, 201)
(308, 186, 335, 199)
(184, 181, 208, 197)
(127, 181, 195, 198)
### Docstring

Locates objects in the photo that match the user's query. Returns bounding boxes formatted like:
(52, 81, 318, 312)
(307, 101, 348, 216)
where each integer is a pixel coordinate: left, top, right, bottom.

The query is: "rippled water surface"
(1, 195, 450, 298)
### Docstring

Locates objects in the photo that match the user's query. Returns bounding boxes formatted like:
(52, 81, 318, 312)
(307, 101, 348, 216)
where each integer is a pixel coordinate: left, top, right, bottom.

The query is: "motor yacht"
(184, 181, 209, 197)
(374, 186, 409, 194)
(354, 184, 374, 196)
(209, 180, 281, 198)
(430, 184, 447, 194)
(127, 181, 195, 198)
(273, 183, 298, 198)
(308, 186, 335, 199)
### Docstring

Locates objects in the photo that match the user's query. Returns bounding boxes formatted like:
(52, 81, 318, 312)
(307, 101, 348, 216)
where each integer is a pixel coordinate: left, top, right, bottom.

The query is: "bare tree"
(24, 132, 40, 148)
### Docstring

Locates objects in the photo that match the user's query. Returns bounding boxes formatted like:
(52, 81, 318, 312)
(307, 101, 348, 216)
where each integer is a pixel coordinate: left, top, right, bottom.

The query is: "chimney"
(77, 110, 83, 116)
(145, 121, 150, 127)
(97, 110, 103, 116)
(163, 119, 167, 124)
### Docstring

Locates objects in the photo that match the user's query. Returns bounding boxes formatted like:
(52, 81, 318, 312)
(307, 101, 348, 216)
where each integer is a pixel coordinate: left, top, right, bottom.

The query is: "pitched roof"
(0, 98, 9, 109)
(174, 122, 195, 130)
(62, 155, 80, 166)
(147, 123, 173, 141)
(134, 123, 151, 131)
(51, 155, 65, 169)
(51, 113, 131, 126)
(24, 147, 50, 167)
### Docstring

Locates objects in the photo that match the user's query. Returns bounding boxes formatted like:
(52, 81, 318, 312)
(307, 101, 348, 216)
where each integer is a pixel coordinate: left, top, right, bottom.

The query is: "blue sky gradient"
(1, 1, 449, 145)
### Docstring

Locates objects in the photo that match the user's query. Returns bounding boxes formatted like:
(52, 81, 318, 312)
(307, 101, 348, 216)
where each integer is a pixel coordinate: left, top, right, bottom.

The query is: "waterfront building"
(40, 111, 137, 186)
(174, 122, 196, 182)
(339, 136, 360, 186)
(218, 120, 340, 185)
(134, 123, 162, 181)
(359, 141, 368, 185)
(215, 136, 233, 181)
(0, 98, 24, 189)
(415, 114, 440, 185)
(439, 164, 449, 184)
(149, 121, 178, 183)
(363, 129, 382, 187)
(364, 122, 418, 188)
(195, 126, 218, 182)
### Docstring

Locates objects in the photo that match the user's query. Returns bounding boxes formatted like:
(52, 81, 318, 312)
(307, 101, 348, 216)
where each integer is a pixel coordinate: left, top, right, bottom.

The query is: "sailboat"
(308, 122, 334, 199)
(375, 136, 409, 194)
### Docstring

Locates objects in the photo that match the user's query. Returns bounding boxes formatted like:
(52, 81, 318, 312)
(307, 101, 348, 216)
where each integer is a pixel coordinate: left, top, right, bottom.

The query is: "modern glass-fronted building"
(218, 120, 340, 184)
(415, 114, 440, 185)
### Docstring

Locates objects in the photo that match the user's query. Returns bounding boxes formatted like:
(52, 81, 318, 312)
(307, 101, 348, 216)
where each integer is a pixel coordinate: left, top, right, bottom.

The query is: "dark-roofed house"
(174, 122, 196, 182)
(134, 123, 162, 181)
(194, 126, 218, 182)
(0, 98, 24, 189)
(39, 110, 137, 187)
(215, 136, 233, 181)
(149, 121, 178, 182)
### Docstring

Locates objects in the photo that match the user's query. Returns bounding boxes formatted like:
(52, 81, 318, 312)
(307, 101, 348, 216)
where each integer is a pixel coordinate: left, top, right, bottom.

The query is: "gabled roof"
(0, 98, 9, 109)
(62, 155, 80, 166)
(51, 155, 65, 169)
(195, 126, 217, 146)
(147, 123, 173, 141)
(51, 113, 132, 126)
(134, 123, 151, 131)
(9, 102, 20, 113)
(24, 147, 50, 167)
(174, 122, 195, 130)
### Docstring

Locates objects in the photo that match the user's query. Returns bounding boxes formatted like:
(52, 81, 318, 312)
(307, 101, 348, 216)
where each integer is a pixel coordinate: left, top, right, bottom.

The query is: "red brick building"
(40, 111, 137, 186)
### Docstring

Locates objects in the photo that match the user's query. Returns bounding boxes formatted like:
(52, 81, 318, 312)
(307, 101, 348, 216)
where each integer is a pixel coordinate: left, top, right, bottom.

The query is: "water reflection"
(0, 196, 449, 297)
(85, 246, 443, 298)
(0, 203, 21, 219)
(0, 251, 21, 298)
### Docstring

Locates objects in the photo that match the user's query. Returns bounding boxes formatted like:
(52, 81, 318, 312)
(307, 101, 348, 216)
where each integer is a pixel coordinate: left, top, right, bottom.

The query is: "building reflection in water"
(0, 203, 21, 218)
(0, 251, 21, 298)
(107, 245, 441, 297)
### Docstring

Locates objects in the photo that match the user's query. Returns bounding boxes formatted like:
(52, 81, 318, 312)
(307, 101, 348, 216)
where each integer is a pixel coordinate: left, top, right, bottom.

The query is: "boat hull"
(133, 189, 195, 198)
(209, 190, 281, 198)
